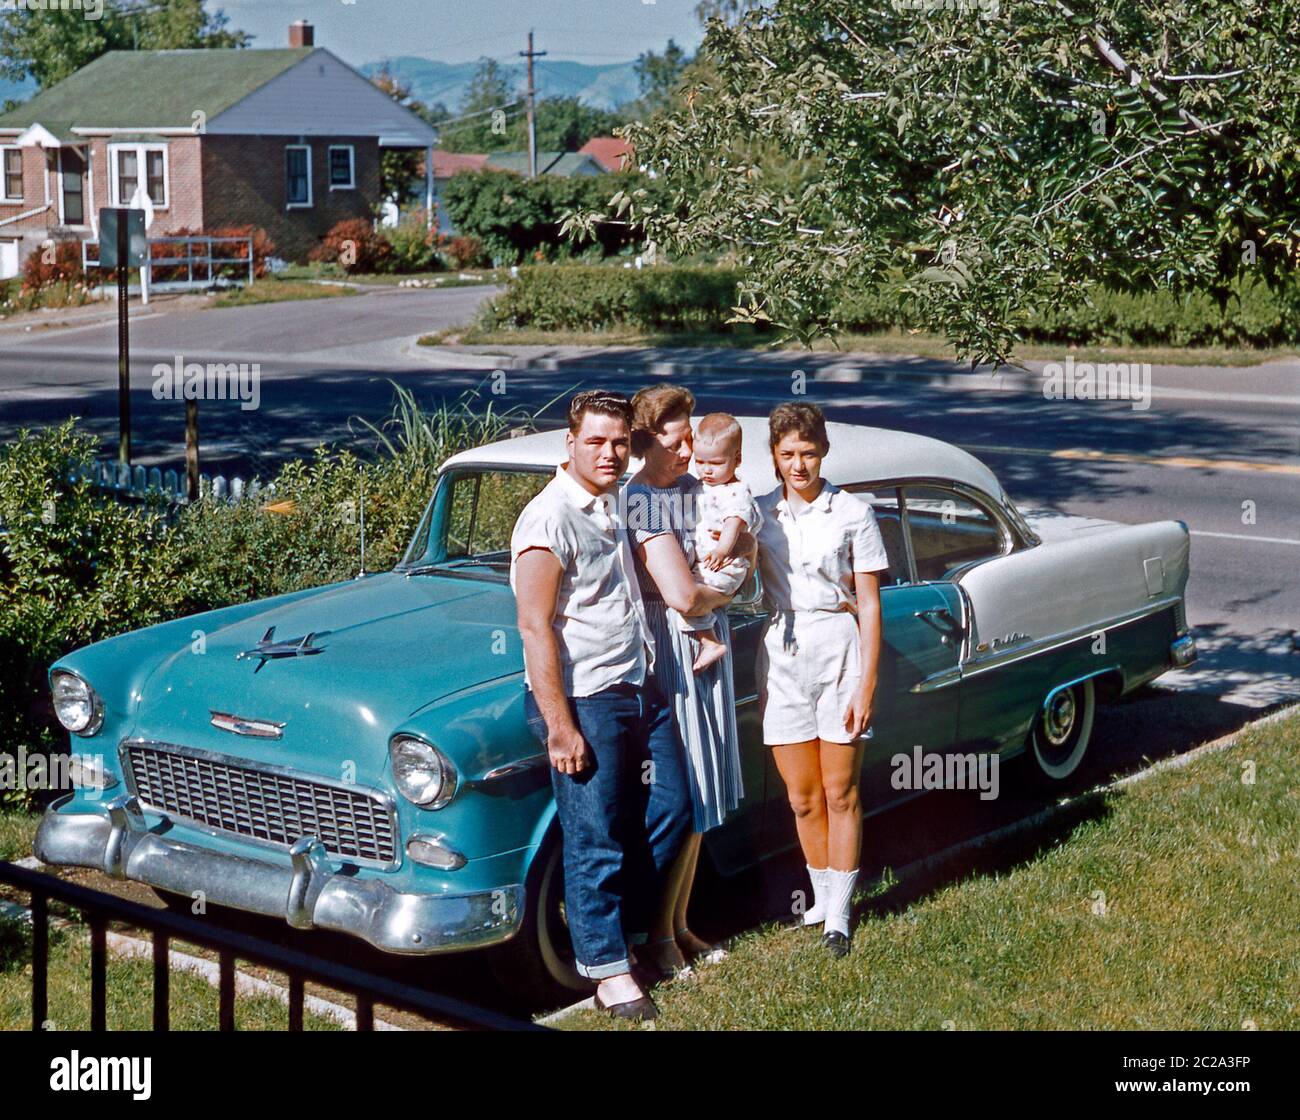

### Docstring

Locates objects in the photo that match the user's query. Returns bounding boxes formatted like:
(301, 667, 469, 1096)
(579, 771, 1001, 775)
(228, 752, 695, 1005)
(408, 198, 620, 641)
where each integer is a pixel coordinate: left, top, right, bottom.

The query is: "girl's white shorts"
(757, 609, 863, 745)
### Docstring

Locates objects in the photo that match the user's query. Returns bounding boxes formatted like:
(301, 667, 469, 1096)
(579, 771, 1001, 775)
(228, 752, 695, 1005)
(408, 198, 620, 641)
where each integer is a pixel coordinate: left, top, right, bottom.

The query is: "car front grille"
(123, 741, 398, 865)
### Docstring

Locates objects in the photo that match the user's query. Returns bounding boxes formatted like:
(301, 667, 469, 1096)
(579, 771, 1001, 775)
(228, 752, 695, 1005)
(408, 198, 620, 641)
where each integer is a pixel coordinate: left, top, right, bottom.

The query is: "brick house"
(0, 20, 438, 278)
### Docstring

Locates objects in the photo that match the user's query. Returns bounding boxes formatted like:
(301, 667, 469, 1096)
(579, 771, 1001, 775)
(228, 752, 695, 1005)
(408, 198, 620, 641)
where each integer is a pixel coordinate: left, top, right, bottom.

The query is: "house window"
(286, 145, 312, 207)
(59, 149, 85, 226)
(110, 144, 168, 207)
(1, 147, 21, 202)
(328, 145, 355, 190)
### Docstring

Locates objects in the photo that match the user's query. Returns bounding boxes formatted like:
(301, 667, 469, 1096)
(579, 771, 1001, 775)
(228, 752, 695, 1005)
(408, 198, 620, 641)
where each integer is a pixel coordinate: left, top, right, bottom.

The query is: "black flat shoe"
(594, 988, 659, 1022)
(821, 930, 851, 958)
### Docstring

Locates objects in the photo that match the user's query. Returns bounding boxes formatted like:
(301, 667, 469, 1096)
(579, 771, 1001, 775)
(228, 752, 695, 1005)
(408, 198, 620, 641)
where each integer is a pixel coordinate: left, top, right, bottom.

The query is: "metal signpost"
(99, 208, 146, 464)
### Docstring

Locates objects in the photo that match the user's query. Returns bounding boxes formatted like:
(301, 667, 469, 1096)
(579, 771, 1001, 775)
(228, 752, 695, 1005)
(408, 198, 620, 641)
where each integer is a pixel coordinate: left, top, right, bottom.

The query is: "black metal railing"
(0, 860, 546, 1032)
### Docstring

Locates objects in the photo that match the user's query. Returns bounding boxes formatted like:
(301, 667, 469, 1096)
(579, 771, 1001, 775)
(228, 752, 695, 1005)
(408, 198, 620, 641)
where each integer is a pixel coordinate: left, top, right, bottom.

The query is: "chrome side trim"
(1042, 667, 1120, 711)
(480, 754, 548, 781)
(909, 596, 1181, 692)
(960, 595, 1180, 679)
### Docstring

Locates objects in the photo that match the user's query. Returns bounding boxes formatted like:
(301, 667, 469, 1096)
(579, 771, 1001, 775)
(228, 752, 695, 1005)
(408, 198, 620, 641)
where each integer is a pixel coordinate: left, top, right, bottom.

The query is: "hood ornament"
(210, 710, 286, 739)
(236, 626, 326, 673)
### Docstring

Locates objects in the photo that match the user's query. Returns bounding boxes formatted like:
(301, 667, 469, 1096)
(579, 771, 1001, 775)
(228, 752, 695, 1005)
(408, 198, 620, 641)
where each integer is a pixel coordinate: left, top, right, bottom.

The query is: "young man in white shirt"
(511, 390, 690, 1021)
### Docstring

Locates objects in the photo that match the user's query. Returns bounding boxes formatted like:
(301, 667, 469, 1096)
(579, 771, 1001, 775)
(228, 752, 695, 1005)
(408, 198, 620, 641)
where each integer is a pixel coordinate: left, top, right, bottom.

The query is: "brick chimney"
(289, 20, 314, 48)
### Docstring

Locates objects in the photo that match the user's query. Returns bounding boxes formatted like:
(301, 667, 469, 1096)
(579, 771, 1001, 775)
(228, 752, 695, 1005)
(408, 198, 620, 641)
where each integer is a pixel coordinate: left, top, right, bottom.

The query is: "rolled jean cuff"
(577, 956, 631, 980)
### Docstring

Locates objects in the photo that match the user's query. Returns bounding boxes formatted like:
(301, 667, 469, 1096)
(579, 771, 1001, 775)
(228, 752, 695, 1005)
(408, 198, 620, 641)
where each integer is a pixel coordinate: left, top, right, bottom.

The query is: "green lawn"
(212, 279, 358, 308)
(559, 710, 1300, 1030)
(430, 324, 1298, 369)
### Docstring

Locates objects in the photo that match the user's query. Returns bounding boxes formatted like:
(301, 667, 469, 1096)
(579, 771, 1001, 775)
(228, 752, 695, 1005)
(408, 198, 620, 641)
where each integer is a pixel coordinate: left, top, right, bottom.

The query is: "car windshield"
(398, 467, 552, 576)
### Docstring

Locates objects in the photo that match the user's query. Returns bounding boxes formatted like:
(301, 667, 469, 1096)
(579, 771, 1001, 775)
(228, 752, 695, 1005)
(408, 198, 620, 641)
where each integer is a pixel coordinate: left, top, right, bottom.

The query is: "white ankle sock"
(823, 868, 858, 938)
(802, 865, 829, 925)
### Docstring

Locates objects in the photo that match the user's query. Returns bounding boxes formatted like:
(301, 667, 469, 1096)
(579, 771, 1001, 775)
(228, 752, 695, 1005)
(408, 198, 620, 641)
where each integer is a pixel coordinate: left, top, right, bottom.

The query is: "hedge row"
(481, 265, 1300, 348)
(0, 388, 525, 808)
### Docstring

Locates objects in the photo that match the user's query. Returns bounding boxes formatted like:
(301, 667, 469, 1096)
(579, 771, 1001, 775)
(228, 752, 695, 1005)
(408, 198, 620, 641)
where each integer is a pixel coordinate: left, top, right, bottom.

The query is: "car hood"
(128, 571, 523, 753)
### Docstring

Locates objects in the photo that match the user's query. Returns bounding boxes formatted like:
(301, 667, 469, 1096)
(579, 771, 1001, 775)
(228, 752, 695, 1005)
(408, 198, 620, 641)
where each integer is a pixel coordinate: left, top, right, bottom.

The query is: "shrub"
(310, 218, 392, 273)
(445, 235, 487, 270)
(481, 264, 742, 332)
(0, 384, 537, 808)
(382, 212, 441, 273)
(441, 169, 667, 265)
(483, 264, 1300, 347)
(21, 239, 82, 291)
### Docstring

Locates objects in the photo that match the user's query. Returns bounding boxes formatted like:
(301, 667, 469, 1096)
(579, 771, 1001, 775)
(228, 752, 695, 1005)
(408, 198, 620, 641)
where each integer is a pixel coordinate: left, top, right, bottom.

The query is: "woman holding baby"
(622, 383, 756, 979)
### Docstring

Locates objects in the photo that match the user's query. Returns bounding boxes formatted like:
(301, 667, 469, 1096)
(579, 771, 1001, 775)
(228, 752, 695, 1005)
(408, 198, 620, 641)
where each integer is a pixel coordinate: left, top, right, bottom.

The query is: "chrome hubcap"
(1043, 690, 1077, 747)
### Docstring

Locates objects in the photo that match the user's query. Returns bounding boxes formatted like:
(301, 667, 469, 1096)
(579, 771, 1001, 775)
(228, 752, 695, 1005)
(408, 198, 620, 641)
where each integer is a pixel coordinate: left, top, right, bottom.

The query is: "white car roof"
(441, 416, 1008, 501)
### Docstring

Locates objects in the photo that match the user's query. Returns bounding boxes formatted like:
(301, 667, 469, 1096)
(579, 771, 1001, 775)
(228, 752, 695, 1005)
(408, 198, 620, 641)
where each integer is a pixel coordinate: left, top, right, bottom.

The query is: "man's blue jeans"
(524, 682, 690, 980)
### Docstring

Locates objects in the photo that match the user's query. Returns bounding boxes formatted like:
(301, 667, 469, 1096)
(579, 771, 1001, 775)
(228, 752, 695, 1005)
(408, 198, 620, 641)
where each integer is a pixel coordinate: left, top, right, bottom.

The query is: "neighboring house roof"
(430, 150, 489, 178)
(0, 49, 311, 129)
(0, 48, 439, 147)
(483, 150, 605, 177)
(578, 136, 632, 172)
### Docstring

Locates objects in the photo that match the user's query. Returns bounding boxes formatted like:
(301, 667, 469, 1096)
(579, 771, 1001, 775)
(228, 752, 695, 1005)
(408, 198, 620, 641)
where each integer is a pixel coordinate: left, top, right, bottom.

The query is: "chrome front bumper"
(34, 794, 523, 955)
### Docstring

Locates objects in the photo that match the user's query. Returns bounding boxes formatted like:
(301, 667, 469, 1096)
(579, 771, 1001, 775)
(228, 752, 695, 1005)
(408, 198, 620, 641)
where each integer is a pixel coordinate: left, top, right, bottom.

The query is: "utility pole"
(520, 30, 547, 179)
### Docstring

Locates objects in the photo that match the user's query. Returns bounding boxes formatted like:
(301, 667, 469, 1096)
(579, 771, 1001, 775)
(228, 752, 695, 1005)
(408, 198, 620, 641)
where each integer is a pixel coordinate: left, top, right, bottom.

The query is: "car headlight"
(51, 670, 104, 737)
(389, 734, 457, 808)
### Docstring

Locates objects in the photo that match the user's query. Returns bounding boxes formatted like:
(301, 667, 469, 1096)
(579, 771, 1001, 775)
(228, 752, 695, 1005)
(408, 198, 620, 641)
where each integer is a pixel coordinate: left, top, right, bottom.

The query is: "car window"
(845, 486, 909, 586)
(445, 469, 552, 561)
(902, 485, 1005, 581)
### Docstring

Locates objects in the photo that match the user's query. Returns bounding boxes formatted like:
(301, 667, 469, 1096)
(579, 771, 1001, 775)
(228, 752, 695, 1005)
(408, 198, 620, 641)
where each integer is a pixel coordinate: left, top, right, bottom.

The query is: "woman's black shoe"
(594, 988, 660, 1021)
(821, 930, 851, 958)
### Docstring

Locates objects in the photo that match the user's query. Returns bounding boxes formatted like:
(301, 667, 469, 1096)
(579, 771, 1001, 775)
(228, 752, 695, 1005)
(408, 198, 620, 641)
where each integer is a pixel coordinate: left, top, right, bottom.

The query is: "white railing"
(72, 459, 270, 505)
(81, 235, 255, 293)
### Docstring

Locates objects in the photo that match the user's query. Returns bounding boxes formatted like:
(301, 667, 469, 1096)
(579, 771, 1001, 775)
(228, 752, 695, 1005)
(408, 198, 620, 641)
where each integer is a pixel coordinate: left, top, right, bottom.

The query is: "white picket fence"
(73, 459, 271, 505)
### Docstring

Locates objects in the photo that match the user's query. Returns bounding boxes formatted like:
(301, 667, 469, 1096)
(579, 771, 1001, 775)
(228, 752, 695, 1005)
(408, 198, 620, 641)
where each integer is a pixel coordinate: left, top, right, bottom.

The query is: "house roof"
(578, 136, 632, 172)
(0, 49, 312, 130)
(430, 150, 489, 178)
(483, 150, 605, 177)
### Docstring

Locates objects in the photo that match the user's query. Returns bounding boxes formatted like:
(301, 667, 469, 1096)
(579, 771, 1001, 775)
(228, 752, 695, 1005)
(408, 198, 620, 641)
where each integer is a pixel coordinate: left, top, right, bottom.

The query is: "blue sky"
(218, 0, 706, 66)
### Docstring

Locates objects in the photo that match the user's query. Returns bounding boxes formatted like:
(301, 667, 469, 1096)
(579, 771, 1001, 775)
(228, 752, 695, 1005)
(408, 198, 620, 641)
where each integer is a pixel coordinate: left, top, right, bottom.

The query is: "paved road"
(2, 285, 1297, 711)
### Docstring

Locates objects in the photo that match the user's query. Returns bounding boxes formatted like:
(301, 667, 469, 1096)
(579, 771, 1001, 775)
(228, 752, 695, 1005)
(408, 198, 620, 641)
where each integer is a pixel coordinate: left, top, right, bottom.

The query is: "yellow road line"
(961, 444, 1300, 475)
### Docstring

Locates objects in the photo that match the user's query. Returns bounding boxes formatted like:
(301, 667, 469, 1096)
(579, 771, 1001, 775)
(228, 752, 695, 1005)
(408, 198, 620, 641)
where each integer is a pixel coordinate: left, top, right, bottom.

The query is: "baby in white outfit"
(677, 412, 761, 673)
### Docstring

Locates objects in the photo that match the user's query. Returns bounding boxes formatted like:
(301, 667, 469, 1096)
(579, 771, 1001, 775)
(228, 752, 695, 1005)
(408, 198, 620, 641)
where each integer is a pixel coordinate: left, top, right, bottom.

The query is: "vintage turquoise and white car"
(35, 418, 1196, 1001)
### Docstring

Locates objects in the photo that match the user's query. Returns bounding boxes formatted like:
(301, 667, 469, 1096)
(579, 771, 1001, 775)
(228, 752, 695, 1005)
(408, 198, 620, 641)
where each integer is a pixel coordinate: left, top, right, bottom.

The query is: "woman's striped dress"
(624, 473, 743, 833)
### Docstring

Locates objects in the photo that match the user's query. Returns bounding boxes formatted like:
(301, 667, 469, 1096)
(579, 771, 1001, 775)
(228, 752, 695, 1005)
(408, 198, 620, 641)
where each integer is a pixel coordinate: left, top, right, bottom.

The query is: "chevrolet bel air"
(36, 419, 1197, 1002)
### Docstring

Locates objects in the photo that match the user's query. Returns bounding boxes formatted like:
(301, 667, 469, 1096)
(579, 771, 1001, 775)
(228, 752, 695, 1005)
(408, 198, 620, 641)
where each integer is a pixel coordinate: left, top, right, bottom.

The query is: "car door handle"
(914, 607, 964, 642)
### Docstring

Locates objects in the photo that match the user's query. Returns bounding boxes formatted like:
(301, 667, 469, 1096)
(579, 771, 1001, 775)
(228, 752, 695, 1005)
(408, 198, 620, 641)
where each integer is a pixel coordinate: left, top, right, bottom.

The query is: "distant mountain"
(360, 56, 642, 112)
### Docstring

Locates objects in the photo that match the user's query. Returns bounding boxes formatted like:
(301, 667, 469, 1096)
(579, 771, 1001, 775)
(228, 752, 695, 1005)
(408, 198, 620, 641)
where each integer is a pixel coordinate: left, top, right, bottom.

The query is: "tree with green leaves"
(0, 0, 249, 89)
(632, 39, 690, 116)
(438, 58, 521, 153)
(569, 1, 1300, 364)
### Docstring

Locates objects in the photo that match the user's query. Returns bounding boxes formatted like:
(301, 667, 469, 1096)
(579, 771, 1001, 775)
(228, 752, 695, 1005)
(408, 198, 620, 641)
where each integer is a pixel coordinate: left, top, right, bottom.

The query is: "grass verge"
(558, 709, 1300, 1030)
(212, 279, 358, 308)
